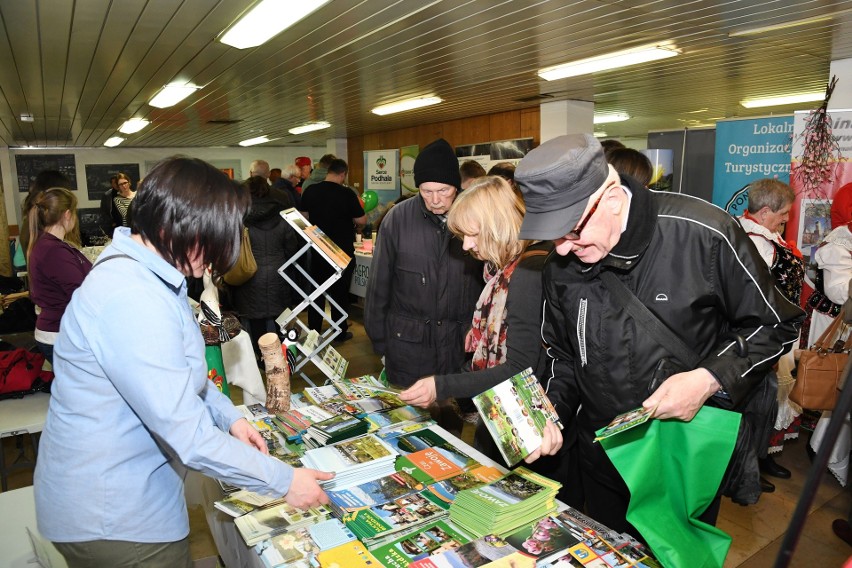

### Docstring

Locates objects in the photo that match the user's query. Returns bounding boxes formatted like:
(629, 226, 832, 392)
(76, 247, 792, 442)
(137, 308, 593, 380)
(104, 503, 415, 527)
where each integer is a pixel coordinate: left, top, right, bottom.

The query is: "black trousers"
(308, 258, 354, 334)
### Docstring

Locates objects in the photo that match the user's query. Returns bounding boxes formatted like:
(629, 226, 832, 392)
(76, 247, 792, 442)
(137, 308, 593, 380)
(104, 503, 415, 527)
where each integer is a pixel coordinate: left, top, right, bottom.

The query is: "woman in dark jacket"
(232, 176, 298, 355)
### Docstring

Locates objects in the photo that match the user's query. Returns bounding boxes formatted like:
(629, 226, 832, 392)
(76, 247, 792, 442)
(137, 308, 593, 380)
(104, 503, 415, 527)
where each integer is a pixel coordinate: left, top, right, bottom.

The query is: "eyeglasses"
(420, 186, 455, 197)
(565, 190, 606, 241)
(118, 181, 131, 187)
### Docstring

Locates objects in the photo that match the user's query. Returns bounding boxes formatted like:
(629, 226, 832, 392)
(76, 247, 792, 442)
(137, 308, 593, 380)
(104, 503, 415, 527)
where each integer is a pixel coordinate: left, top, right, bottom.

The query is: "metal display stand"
(276, 209, 349, 387)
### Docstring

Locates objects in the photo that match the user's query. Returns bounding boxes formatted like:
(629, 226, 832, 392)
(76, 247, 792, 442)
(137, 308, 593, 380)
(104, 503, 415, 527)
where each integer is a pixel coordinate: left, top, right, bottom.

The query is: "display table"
(0, 392, 50, 491)
(190, 425, 504, 568)
(0, 485, 67, 568)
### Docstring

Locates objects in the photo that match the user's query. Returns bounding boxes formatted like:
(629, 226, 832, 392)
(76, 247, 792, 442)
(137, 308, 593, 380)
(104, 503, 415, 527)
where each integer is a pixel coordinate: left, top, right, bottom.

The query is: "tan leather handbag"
(222, 227, 257, 286)
(790, 315, 852, 411)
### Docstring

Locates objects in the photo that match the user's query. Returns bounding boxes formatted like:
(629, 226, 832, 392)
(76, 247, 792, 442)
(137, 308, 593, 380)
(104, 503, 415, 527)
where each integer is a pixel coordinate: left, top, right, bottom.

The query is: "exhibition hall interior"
(1, 1, 852, 567)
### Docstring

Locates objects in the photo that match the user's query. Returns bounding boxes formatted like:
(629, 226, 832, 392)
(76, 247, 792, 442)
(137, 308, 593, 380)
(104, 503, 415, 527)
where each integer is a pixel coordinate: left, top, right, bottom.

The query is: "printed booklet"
(593, 405, 656, 442)
(472, 368, 563, 467)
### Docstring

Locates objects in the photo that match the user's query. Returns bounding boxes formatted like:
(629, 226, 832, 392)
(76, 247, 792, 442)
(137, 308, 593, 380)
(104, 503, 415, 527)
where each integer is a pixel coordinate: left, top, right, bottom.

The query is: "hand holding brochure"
(472, 368, 563, 467)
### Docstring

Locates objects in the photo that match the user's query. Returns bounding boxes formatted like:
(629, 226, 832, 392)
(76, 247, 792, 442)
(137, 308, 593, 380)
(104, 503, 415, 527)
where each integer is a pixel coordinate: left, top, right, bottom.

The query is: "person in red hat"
(295, 157, 312, 185)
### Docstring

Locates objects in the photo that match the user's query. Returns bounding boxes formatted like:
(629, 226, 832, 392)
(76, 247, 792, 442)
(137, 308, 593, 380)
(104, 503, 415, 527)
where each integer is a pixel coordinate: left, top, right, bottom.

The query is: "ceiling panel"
(0, 0, 850, 148)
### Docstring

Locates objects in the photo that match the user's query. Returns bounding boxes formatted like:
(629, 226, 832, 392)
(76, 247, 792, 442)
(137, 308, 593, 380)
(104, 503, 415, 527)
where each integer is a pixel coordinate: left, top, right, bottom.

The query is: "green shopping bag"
(598, 406, 740, 568)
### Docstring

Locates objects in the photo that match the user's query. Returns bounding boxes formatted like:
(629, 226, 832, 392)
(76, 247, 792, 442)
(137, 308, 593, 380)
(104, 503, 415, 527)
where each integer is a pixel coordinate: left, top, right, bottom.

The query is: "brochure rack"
(276, 208, 351, 387)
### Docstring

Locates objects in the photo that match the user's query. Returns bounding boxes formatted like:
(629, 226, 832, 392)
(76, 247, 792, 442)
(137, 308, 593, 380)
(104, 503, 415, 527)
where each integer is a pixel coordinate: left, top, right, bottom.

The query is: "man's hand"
(400, 376, 437, 408)
(642, 368, 721, 421)
(230, 418, 268, 454)
(524, 421, 563, 463)
(285, 468, 334, 509)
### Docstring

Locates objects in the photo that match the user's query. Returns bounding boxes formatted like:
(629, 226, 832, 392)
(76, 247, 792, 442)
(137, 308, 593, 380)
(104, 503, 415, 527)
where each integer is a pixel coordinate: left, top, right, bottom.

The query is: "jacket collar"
(109, 227, 186, 293)
(599, 176, 657, 272)
(417, 194, 448, 229)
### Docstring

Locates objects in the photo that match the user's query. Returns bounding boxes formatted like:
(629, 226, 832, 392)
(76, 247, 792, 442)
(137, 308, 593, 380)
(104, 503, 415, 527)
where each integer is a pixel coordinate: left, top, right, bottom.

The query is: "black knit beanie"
(414, 138, 461, 189)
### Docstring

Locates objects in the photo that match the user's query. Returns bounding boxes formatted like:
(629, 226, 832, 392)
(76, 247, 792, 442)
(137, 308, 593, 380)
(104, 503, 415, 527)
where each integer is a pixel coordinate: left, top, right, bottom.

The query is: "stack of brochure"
(302, 412, 370, 448)
(214, 489, 287, 518)
(301, 434, 399, 491)
(327, 469, 426, 517)
(448, 468, 560, 538)
(344, 489, 451, 548)
(367, 519, 472, 564)
(408, 534, 534, 568)
(234, 501, 330, 546)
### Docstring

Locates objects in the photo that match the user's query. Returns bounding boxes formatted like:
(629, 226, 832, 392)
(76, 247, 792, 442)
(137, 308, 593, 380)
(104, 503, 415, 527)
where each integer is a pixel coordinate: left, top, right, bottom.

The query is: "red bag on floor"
(0, 348, 53, 400)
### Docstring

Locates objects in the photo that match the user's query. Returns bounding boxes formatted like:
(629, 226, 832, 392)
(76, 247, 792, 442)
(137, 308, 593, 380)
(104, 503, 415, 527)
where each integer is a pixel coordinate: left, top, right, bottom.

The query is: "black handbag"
(600, 271, 767, 505)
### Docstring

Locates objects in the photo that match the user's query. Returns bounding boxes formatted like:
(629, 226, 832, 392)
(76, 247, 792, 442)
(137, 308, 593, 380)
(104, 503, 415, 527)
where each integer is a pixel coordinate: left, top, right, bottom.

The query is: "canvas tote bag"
(223, 227, 257, 286)
(790, 314, 852, 411)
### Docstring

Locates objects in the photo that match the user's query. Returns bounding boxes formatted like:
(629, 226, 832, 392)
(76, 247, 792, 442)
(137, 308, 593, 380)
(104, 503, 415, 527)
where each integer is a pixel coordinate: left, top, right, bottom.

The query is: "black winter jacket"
(541, 178, 804, 430)
(232, 195, 298, 319)
(365, 196, 484, 387)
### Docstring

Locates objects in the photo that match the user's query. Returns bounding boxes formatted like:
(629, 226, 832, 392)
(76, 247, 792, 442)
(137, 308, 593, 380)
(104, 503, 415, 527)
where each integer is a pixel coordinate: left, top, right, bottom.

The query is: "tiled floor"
(3, 309, 850, 567)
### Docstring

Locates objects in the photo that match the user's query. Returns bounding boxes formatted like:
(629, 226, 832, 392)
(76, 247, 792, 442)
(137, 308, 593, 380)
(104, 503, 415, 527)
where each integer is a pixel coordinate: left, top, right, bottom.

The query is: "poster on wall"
(400, 145, 419, 196)
(363, 149, 400, 226)
(15, 154, 77, 192)
(455, 139, 534, 173)
(797, 199, 832, 256)
(711, 116, 794, 215)
(85, 163, 141, 201)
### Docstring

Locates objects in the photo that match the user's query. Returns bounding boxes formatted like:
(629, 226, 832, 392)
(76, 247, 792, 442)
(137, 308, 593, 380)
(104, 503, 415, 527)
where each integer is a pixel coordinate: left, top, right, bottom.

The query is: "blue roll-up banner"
(711, 116, 794, 215)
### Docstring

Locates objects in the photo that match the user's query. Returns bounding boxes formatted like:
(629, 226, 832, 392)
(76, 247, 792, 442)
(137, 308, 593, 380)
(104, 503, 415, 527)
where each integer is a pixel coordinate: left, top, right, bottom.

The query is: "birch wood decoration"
(258, 333, 291, 412)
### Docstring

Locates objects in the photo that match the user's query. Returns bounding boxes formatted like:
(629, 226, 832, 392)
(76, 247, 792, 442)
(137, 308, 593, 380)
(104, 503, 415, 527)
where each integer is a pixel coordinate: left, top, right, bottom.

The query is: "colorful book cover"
(473, 368, 563, 467)
(303, 434, 397, 471)
(406, 448, 466, 481)
(370, 520, 472, 568)
(328, 470, 426, 513)
(410, 535, 534, 568)
(427, 466, 504, 504)
(387, 428, 479, 472)
(316, 540, 380, 568)
(343, 490, 449, 542)
(504, 516, 581, 561)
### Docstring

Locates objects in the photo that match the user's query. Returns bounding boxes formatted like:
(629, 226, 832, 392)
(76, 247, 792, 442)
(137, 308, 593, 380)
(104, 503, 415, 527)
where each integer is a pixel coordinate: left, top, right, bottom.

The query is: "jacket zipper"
(577, 298, 588, 366)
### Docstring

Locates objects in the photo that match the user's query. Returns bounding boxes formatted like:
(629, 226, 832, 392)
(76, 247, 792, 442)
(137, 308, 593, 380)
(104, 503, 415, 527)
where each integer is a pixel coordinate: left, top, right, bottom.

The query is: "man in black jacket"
(365, 139, 483, 387)
(515, 134, 803, 538)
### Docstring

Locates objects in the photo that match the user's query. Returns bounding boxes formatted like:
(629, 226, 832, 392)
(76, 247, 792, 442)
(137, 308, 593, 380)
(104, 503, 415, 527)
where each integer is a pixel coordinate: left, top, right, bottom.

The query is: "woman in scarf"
(400, 176, 565, 473)
(807, 181, 852, 488)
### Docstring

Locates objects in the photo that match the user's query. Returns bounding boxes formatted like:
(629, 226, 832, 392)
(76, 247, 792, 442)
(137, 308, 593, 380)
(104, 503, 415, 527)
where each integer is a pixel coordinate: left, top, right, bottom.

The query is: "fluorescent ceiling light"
(372, 96, 443, 116)
(288, 121, 331, 135)
(593, 131, 608, 138)
(220, 0, 331, 49)
(239, 135, 272, 147)
(593, 112, 630, 124)
(118, 118, 150, 134)
(149, 84, 200, 108)
(741, 92, 824, 108)
(104, 136, 125, 147)
(729, 13, 841, 37)
(538, 43, 680, 81)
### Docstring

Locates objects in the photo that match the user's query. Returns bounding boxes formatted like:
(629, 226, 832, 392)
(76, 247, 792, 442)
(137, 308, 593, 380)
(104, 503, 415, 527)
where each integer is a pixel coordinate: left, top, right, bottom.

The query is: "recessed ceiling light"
(372, 96, 443, 116)
(104, 136, 125, 147)
(118, 118, 150, 134)
(593, 112, 630, 124)
(740, 92, 824, 108)
(539, 43, 680, 81)
(220, 0, 331, 49)
(288, 121, 331, 135)
(20, 113, 34, 122)
(238, 135, 272, 147)
(149, 84, 200, 108)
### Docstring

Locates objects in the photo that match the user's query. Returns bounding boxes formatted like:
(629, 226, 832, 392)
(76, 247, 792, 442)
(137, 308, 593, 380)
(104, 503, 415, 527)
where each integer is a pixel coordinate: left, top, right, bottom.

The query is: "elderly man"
(365, 138, 483, 388)
(515, 134, 803, 537)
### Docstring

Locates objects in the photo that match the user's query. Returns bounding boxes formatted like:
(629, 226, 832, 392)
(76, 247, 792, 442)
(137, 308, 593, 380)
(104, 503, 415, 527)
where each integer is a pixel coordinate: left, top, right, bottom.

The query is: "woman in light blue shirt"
(35, 157, 333, 567)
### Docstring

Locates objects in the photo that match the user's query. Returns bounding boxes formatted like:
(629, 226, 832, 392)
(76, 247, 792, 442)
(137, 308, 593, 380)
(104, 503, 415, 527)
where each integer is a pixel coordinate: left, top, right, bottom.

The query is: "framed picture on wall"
(798, 199, 832, 254)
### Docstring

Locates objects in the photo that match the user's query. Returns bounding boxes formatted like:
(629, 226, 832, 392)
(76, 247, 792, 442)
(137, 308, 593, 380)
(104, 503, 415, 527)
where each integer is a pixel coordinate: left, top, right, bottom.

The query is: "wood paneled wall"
(347, 107, 539, 193)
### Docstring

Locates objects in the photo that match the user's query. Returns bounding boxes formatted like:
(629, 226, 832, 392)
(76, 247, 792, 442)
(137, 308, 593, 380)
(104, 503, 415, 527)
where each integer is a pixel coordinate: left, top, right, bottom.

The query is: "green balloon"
(363, 190, 379, 212)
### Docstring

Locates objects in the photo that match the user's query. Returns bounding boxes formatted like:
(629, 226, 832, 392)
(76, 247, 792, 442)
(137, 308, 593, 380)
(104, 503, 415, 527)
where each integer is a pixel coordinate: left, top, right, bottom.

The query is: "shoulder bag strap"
(600, 270, 701, 369)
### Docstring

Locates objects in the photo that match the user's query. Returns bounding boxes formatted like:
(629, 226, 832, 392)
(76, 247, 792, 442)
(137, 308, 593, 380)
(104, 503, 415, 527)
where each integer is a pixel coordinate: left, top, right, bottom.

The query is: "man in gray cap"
(365, 139, 483, 388)
(515, 133, 803, 538)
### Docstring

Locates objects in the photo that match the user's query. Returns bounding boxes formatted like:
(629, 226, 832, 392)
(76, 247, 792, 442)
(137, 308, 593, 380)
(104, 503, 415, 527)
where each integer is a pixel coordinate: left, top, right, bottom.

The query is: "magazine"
(472, 368, 563, 467)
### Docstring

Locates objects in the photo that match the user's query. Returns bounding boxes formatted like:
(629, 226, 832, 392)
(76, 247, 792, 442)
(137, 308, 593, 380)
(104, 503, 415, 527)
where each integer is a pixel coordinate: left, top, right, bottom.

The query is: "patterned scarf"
(465, 250, 547, 371)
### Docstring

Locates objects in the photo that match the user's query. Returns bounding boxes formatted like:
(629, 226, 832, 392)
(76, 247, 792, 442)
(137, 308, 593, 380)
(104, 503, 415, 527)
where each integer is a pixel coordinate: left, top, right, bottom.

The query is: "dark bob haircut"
(131, 156, 249, 275)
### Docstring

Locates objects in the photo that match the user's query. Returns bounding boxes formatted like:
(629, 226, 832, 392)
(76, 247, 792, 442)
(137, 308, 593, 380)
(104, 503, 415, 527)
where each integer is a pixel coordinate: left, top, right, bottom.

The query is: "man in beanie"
(365, 139, 483, 388)
(516, 134, 803, 538)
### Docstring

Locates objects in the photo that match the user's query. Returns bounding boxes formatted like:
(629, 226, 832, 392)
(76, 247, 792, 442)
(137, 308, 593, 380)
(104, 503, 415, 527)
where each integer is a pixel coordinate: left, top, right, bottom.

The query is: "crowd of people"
(16, 133, 852, 565)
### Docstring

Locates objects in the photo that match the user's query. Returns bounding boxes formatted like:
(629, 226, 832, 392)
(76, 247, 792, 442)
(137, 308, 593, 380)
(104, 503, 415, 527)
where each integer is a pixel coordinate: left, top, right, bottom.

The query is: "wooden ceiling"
(1, 0, 850, 148)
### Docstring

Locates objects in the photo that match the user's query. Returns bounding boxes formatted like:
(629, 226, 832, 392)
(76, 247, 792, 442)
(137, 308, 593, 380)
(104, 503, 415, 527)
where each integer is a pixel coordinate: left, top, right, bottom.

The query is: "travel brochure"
(594, 405, 657, 442)
(221, 387, 659, 568)
(281, 207, 351, 271)
(473, 368, 563, 467)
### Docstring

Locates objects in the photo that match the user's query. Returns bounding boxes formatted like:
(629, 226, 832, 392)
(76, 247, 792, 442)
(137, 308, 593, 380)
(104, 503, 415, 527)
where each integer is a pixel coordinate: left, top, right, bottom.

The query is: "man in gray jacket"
(365, 139, 483, 387)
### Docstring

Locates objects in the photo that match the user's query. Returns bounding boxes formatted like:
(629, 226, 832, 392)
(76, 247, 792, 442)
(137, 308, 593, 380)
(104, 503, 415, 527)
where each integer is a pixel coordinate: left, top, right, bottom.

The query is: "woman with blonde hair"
(27, 187, 92, 363)
(401, 176, 564, 468)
